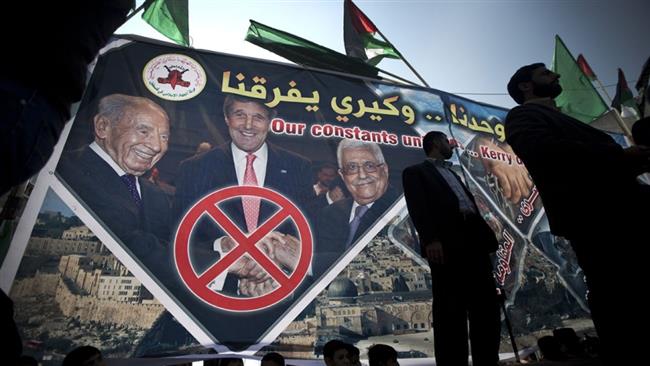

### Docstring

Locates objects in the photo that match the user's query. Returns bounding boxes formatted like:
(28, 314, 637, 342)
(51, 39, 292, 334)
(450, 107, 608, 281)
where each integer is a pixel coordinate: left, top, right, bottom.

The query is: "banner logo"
(174, 186, 313, 312)
(143, 54, 206, 101)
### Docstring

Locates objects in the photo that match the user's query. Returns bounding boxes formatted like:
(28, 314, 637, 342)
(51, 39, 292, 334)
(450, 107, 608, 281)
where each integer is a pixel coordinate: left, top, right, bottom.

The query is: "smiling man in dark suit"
(314, 139, 398, 277)
(174, 95, 314, 296)
(402, 131, 500, 366)
(57, 94, 172, 264)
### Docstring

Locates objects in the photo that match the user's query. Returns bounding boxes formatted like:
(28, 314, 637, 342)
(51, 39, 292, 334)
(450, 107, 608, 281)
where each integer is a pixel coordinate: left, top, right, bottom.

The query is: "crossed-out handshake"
(221, 232, 301, 297)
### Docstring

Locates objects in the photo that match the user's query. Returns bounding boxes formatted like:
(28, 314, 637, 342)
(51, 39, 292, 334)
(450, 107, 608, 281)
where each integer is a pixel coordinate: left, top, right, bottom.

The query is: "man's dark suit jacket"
(173, 142, 314, 274)
(505, 103, 642, 237)
(314, 187, 398, 277)
(57, 146, 172, 266)
(402, 161, 498, 261)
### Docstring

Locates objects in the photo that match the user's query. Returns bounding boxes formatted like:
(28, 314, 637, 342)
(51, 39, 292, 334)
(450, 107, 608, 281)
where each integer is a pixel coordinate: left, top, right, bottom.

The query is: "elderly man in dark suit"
(57, 94, 172, 264)
(314, 139, 398, 277)
(505, 63, 650, 364)
(402, 131, 500, 366)
(174, 95, 314, 296)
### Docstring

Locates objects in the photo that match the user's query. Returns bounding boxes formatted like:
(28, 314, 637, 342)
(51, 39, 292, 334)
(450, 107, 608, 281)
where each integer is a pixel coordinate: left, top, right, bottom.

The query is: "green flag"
(344, 0, 400, 66)
(142, 0, 189, 47)
(245, 20, 379, 78)
(552, 35, 608, 123)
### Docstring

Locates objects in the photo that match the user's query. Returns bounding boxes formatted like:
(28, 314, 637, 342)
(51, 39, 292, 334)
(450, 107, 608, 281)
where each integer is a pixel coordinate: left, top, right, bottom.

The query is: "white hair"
(336, 139, 385, 168)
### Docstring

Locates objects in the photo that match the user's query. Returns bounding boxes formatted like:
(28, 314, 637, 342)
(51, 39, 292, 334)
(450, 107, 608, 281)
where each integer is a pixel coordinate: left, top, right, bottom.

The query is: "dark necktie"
(120, 174, 142, 208)
(346, 205, 369, 248)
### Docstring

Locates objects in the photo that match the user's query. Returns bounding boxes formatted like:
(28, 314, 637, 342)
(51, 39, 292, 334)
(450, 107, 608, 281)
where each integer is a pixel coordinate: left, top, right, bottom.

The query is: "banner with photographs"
(1, 36, 591, 362)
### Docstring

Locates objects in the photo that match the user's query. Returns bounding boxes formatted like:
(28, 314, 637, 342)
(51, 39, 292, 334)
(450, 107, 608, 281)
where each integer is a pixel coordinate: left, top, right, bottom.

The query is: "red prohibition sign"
(174, 186, 313, 312)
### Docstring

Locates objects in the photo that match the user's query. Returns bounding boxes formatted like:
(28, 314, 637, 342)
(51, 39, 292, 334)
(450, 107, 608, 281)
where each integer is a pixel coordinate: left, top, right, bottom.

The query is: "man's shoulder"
(140, 178, 171, 204)
(59, 145, 92, 164)
(403, 161, 428, 175)
(58, 146, 103, 180)
(268, 143, 311, 165)
(322, 197, 353, 217)
(506, 103, 558, 121)
(179, 144, 230, 169)
(372, 187, 399, 210)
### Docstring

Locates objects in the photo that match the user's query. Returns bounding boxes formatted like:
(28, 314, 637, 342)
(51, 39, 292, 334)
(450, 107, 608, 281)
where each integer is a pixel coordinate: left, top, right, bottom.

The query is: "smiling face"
(225, 100, 271, 153)
(95, 102, 170, 176)
(340, 147, 389, 205)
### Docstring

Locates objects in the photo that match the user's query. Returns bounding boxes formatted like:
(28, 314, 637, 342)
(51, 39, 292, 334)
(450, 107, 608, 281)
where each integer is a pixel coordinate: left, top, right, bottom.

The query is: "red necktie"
(242, 153, 260, 232)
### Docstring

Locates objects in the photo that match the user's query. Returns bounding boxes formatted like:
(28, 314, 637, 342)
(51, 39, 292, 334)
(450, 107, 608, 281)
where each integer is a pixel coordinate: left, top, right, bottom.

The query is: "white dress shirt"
(210, 143, 269, 292)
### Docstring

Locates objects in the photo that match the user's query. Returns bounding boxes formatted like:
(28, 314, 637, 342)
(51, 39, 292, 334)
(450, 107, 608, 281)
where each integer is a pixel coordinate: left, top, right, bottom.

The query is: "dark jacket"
(57, 146, 172, 266)
(505, 103, 642, 237)
(314, 187, 398, 277)
(402, 161, 498, 260)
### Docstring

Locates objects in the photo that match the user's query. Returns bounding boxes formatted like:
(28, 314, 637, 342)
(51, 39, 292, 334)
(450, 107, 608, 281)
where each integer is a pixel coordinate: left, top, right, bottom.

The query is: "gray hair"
(222, 94, 277, 120)
(97, 94, 169, 126)
(336, 139, 385, 168)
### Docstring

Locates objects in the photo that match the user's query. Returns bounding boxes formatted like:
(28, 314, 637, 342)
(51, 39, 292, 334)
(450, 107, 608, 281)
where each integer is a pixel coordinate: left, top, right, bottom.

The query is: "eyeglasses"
(228, 111, 268, 124)
(341, 161, 384, 175)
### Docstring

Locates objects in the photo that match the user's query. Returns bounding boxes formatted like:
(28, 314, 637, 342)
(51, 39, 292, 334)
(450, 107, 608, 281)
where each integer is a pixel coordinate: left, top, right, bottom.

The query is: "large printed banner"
(3, 36, 590, 362)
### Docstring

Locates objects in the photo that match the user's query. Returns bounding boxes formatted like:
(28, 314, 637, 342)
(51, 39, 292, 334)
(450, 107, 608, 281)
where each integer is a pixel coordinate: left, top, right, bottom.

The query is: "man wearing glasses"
(314, 139, 398, 277)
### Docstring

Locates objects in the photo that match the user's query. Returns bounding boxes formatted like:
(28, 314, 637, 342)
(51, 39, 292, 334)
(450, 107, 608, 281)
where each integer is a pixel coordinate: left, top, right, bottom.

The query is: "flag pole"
(594, 78, 614, 104)
(373, 28, 431, 88)
(611, 108, 634, 139)
(376, 68, 421, 87)
(125, 0, 154, 22)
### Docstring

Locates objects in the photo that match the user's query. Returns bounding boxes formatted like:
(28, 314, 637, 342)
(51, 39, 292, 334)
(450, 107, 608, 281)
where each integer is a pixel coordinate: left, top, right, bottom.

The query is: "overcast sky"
(117, 0, 649, 109)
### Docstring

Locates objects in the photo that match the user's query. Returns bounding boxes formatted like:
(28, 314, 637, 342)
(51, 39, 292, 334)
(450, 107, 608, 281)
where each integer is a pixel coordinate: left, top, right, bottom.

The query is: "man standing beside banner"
(58, 93, 172, 263)
(174, 95, 313, 296)
(505, 63, 650, 364)
(402, 131, 501, 366)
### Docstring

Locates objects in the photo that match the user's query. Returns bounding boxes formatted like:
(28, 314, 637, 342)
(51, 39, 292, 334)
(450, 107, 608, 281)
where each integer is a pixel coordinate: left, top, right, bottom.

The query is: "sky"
(117, 0, 649, 109)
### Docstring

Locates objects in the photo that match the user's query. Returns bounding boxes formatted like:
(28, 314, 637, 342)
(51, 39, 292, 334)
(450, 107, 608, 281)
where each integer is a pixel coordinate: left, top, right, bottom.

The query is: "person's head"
(223, 95, 277, 153)
(345, 344, 361, 366)
(317, 162, 338, 187)
(422, 131, 453, 160)
(62, 346, 105, 366)
(195, 141, 213, 155)
(632, 117, 650, 146)
(261, 352, 285, 366)
(507, 63, 562, 105)
(94, 94, 170, 176)
(16, 355, 38, 366)
(337, 139, 389, 205)
(323, 340, 351, 366)
(367, 344, 399, 366)
(219, 358, 244, 366)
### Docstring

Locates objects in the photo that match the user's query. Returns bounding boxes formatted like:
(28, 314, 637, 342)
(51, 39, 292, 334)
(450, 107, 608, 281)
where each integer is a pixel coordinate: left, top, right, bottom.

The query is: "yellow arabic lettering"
(402, 105, 415, 124)
(266, 87, 283, 108)
(331, 96, 354, 115)
(352, 99, 368, 118)
(221, 71, 267, 99)
(494, 123, 506, 142)
(468, 117, 494, 133)
(266, 86, 320, 108)
(380, 96, 400, 116)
